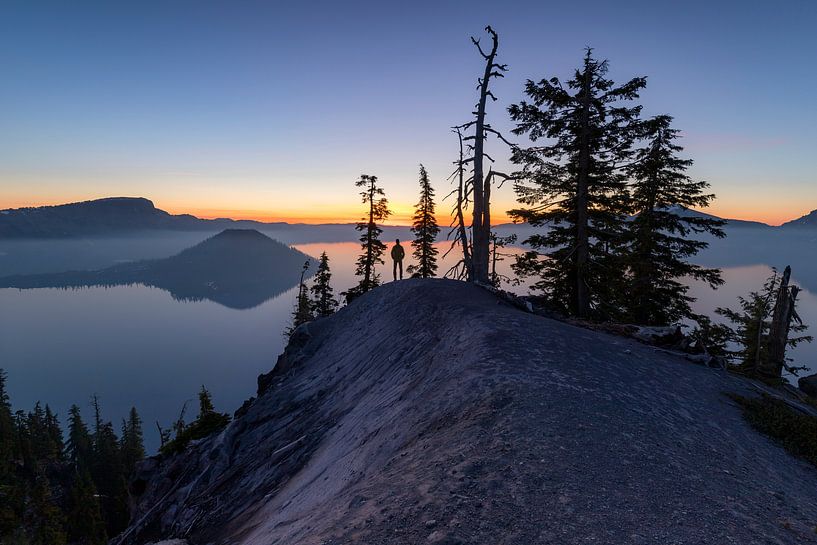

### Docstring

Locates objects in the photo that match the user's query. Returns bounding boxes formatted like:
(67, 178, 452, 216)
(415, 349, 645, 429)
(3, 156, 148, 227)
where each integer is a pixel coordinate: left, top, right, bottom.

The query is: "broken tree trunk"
(761, 265, 798, 378)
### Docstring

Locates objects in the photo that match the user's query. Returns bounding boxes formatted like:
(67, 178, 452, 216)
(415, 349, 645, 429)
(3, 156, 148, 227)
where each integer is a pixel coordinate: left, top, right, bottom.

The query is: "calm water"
(1, 233, 815, 450)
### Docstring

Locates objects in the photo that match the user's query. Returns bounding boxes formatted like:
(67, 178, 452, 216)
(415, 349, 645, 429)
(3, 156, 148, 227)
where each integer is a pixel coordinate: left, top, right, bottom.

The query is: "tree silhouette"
(120, 407, 145, 476)
(623, 115, 724, 325)
(26, 472, 66, 545)
(407, 165, 440, 278)
(346, 174, 391, 301)
(509, 49, 645, 319)
(287, 260, 312, 336)
(443, 126, 473, 280)
(456, 26, 513, 284)
(716, 268, 812, 377)
(310, 252, 338, 316)
(65, 469, 107, 545)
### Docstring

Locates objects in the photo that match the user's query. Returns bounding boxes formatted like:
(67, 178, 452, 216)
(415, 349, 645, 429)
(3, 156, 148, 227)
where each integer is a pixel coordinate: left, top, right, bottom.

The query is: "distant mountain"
(0, 229, 316, 309)
(493, 206, 772, 242)
(0, 197, 286, 238)
(0, 197, 414, 243)
(781, 209, 817, 229)
(660, 205, 772, 229)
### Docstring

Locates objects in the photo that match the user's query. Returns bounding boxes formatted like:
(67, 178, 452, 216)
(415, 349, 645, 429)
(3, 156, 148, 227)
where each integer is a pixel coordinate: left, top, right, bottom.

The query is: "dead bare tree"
(443, 125, 473, 280)
(456, 26, 513, 283)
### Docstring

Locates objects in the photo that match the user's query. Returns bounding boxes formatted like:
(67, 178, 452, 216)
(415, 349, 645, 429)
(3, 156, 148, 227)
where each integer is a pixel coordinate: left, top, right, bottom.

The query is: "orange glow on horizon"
(1, 195, 809, 227)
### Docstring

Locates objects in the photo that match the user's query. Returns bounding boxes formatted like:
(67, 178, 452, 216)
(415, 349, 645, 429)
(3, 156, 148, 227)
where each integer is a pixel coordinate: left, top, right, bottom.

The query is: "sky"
(1, 0, 815, 225)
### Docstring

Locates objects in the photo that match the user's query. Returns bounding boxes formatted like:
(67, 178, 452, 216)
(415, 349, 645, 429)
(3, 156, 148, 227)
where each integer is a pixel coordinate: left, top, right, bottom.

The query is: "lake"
(1, 228, 815, 450)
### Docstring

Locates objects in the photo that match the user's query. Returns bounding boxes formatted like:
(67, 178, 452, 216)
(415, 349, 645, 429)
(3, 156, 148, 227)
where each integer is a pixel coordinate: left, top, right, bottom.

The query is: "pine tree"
(66, 404, 92, 471)
(345, 174, 391, 301)
(407, 165, 440, 278)
(287, 260, 313, 337)
(198, 386, 215, 416)
(65, 470, 107, 545)
(88, 398, 129, 536)
(44, 405, 64, 463)
(509, 49, 645, 319)
(622, 115, 725, 325)
(0, 370, 14, 473)
(310, 252, 338, 317)
(0, 370, 23, 537)
(716, 269, 812, 374)
(120, 407, 145, 476)
(26, 472, 66, 545)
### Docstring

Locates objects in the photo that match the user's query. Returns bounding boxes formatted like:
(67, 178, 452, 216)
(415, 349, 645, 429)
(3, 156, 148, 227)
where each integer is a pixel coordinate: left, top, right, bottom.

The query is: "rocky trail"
(119, 279, 817, 545)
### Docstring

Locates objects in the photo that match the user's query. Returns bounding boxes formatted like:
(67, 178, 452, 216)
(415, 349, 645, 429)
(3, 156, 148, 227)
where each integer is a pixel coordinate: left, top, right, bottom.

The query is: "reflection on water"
(1, 237, 815, 452)
(0, 284, 296, 451)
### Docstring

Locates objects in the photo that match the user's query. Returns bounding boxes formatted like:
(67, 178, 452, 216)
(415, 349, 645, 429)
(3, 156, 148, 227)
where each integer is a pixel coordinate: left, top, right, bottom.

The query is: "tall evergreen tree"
(407, 164, 440, 278)
(346, 174, 391, 300)
(65, 470, 107, 545)
(623, 115, 725, 325)
(88, 398, 129, 536)
(26, 472, 66, 545)
(310, 252, 338, 317)
(509, 49, 645, 319)
(0, 370, 14, 473)
(120, 407, 145, 476)
(66, 404, 92, 470)
(0, 370, 23, 537)
(287, 260, 313, 337)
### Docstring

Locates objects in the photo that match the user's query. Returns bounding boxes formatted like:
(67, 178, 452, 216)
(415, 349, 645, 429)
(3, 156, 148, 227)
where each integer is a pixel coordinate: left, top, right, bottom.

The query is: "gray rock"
(116, 279, 817, 545)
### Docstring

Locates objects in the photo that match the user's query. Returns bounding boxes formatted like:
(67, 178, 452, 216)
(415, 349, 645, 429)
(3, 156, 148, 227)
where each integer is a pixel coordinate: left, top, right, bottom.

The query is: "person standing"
(391, 239, 405, 281)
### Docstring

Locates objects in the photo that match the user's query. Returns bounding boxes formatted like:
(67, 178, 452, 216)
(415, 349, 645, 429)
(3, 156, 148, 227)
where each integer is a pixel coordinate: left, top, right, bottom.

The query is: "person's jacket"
(391, 244, 405, 260)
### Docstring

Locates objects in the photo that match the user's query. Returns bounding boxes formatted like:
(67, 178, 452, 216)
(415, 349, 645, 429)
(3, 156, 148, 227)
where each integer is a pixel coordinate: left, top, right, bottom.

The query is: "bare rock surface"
(117, 279, 817, 545)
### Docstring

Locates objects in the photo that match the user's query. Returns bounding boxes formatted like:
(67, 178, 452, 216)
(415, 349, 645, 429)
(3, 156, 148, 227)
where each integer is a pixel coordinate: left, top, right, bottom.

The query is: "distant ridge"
(0, 197, 288, 238)
(781, 209, 817, 229)
(0, 229, 316, 309)
(2, 197, 813, 240)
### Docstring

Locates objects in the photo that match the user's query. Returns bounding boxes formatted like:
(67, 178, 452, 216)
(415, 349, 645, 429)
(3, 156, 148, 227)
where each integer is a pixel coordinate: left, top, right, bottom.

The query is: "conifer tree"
(287, 260, 312, 337)
(120, 407, 145, 476)
(0, 370, 22, 537)
(407, 165, 440, 278)
(65, 470, 107, 545)
(623, 115, 725, 325)
(346, 174, 391, 301)
(66, 404, 92, 470)
(716, 269, 812, 374)
(26, 472, 66, 545)
(509, 49, 645, 319)
(310, 252, 338, 317)
(88, 398, 129, 536)
(0, 370, 14, 473)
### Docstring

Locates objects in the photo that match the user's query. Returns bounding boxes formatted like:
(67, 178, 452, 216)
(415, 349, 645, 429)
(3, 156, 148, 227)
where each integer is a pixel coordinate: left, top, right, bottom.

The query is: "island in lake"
(0, 229, 316, 309)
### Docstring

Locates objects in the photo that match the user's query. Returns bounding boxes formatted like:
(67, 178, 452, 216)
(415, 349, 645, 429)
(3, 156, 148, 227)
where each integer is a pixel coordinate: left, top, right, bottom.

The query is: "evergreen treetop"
(408, 164, 440, 279)
(310, 252, 338, 317)
(623, 114, 725, 325)
(509, 49, 645, 319)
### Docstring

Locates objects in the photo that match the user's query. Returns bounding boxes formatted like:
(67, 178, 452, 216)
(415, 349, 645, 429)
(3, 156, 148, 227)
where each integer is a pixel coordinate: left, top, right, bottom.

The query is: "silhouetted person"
(391, 239, 405, 281)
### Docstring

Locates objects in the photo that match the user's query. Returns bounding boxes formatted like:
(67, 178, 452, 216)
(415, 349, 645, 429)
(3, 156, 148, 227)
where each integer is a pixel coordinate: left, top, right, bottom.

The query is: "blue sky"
(1, 0, 815, 223)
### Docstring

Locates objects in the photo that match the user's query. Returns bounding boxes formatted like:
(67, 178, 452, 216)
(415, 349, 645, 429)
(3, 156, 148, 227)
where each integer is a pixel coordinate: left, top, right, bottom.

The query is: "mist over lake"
(1, 226, 815, 451)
